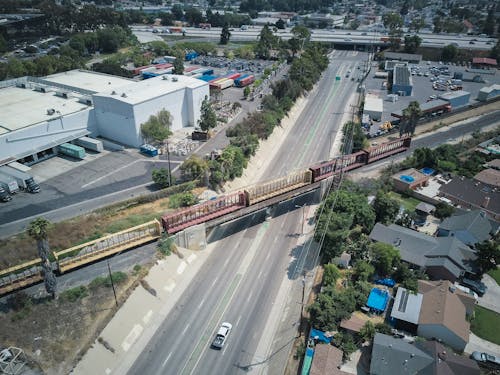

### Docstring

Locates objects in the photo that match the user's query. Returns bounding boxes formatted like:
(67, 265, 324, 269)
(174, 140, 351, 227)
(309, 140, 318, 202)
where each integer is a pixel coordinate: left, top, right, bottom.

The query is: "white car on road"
(211, 322, 232, 349)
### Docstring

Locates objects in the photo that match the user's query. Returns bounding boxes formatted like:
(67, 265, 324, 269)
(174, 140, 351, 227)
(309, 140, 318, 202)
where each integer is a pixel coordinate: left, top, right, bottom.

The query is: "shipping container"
(74, 137, 104, 152)
(8, 161, 31, 173)
(234, 74, 249, 83)
(142, 67, 174, 79)
(162, 56, 177, 63)
(235, 75, 254, 87)
(185, 51, 198, 61)
(132, 65, 154, 75)
(0, 173, 20, 194)
(58, 143, 86, 159)
(225, 72, 241, 81)
(153, 63, 173, 70)
(191, 73, 203, 78)
(198, 75, 217, 82)
(0, 165, 40, 192)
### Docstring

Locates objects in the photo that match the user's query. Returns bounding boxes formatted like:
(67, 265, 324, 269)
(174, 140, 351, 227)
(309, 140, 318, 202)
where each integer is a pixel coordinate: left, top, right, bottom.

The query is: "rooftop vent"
(34, 86, 47, 93)
(162, 76, 169, 80)
(55, 91, 69, 99)
(111, 90, 117, 95)
(121, 93, 127, 98)
(47, 108, 55, 115)
(16, 83, 26, 89)
(172, 77, 178, 82)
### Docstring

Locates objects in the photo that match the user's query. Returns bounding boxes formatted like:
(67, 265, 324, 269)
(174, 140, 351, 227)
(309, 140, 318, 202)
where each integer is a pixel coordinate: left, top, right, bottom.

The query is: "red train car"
(161, 192, 246, 234)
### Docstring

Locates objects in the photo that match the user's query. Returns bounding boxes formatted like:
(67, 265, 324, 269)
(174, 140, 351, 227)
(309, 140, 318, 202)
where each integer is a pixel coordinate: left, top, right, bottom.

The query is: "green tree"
(395, 209, 415, 228)
(220, 23, 231, 45)
(171, 4, 183, 20)
(152, 168, 174, 188)
(359, 320, 376, 341)
(411, 18, 425, 33)
(148, 40, 170, 56)
(374, 322, 392, 335)
(141, 109, 172, 145)
(198, 96, 217, 131)
(323, 263, 341, 287)
(393, 263, 418, 293)
(370, 242, 400, 276)
(243, 85, 251, 99)
(383, 12, 403, 50)
(442, 44, 458, 61)
(275, 18, 286, 29)
(353, 260, 374, 282)
(400, 101, 421, 136)
(475, 240, 500, 274)
(172, 52, 184, 74)
(434, 202, 454, 219)
(373, 191, 400, 224)
(404, 35, 422, 54)
(0, 34, 7, 53)
(482, 7, 496, 36)
(180, 155, 209, 181)
(490, 40, 500, 61)
(333, 332, 358, 360)
(27, 218, 57, 298)
(255, 25, 279, 59)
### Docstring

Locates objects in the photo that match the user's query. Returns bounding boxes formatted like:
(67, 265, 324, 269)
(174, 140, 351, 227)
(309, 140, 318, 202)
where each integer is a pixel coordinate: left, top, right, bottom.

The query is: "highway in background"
(132, 25, 497, 50)
(128, 50, 362, 375)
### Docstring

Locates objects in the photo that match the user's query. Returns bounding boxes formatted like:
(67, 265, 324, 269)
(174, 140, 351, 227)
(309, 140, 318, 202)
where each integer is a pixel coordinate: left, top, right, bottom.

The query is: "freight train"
(161, 136, 412, 234)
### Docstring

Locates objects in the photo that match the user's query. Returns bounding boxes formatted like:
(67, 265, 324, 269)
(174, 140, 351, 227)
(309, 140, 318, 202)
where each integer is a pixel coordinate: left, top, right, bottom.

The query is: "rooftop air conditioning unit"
(55, 91, 69, 99)
(47, 108, 55, 115)
(16, 83, 26, 89)
(34, 86, 47, 93)
(172, 77, 178, 82)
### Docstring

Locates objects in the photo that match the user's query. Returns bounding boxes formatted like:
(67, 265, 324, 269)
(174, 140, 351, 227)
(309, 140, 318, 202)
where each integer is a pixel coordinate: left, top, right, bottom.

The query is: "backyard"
(471, 306, 500, 345)
(487, 269, 500, 285)
(387, 191, 421, 212)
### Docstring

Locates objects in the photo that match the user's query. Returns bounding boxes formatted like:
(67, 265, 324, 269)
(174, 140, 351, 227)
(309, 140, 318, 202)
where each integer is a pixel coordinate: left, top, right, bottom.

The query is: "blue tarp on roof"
(366, 288, 390, 312)
(309, 328, 333, 343)
(375, 278, 396, 287)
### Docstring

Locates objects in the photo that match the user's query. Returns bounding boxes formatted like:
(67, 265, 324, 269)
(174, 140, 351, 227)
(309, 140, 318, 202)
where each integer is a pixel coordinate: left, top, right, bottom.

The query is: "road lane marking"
(236, 315, 242, 327)
(163, 279, 176, 293)
(186, 254, 197, 264)
(121, 324, 143, 352)
(182, 323, 191, 335)
(162, 352, 172, 367)
(224, 256, 231, 267)
(177, 261, 187, 274)
(247, 288, 254, 303)
(81, 159, 139, 188)
(197, 297, 206, 311)
(211, 276, 219, 287)
(142, 310, 153, 324)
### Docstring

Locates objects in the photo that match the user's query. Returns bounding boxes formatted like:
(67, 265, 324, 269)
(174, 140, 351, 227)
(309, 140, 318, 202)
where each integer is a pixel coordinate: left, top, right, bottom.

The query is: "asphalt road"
(127, 50, 363, 375)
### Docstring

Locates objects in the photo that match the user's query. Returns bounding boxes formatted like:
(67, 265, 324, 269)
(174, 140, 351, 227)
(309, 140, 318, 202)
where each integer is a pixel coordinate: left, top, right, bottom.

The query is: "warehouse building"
(0, 70, 209, 165)
(363, 94, 383, 121)
(477, 84, 500, 102)
(392, 64, 413, 96)
(438, 90, 470, 108)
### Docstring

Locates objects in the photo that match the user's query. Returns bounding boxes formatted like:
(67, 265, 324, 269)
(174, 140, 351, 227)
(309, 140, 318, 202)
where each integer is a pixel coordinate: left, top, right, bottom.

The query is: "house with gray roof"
(369, 223, 478, 281)
(392, 64, 413, 96)
(370, 333, 480, 375)
(437, 210, 492, 247)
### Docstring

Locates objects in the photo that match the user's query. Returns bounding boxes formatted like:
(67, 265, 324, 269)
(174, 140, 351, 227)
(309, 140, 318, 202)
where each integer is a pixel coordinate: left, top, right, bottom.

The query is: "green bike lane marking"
(181, 221, 270, 375)
(294, 63, 348, 167)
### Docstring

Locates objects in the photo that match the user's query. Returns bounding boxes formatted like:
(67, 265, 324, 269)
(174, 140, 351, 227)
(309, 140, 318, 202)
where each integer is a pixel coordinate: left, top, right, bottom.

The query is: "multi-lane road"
(132, 25, 497, 50)
(127, 50, 363, 375)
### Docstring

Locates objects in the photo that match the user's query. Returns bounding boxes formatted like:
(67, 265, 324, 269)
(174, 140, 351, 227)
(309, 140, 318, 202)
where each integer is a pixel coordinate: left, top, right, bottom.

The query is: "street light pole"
(166, 139, 172, 186)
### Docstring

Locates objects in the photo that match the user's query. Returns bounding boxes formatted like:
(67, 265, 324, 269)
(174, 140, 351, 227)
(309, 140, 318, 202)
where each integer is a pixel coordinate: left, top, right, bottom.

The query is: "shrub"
(60, 285, 89, 302)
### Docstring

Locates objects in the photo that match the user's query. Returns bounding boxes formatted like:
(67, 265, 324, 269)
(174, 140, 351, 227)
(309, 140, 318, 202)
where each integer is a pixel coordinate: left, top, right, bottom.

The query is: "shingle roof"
(369, 224, 477, 277)
(340, 314, 365, 333)
(370, 334, 434, 375)
(474, 168, 500, 188)
(417, 280, 473, 344)
(439, 178, 500, 216)
(439, 210, 492, 244)
(416, 202, 436, 214)
(310, 344, 349, 375)
(486, 159, 500, 170)
(416, 340, 480, 375)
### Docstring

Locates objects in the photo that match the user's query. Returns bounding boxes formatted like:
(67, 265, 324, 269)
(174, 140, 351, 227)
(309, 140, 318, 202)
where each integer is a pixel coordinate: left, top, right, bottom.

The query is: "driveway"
(465, 333, 500, 356)
(478, 274, 500, 314)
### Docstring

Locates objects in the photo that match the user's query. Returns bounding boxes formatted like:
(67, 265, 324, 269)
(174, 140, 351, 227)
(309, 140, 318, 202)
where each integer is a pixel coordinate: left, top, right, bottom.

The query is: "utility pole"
(166, 139, 172, 186)
(107, 260, 118, 307)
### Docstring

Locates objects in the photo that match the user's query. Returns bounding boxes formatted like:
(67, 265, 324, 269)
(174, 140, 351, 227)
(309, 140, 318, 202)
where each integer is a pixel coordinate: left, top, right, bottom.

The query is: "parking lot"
(363, 59, 500, 133)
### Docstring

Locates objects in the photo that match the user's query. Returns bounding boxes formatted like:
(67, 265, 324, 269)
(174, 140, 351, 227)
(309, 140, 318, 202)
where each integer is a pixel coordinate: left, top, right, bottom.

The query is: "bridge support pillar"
(320, 177, 334, 198)
(174, 223, 207, 251)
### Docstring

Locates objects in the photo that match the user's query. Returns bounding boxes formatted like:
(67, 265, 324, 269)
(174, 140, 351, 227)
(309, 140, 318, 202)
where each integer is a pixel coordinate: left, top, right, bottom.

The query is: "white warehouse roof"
(44, 70, 134, 93)
(0, 86, 89, 134)
(364, 95, 383, 113)
(93, 74, 207, 105)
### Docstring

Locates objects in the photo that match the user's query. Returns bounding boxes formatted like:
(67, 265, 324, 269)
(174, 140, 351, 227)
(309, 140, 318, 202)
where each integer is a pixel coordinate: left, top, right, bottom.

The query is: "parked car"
(471, 351, 500, 367)
(461, 278, 487, 296)
(211, 322, 232, 349)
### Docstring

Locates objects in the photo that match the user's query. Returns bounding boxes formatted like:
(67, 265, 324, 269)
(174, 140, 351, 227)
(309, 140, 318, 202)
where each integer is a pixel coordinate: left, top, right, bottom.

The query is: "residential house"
(437, 210, 492, 247)
(390, 280, 476, 351)
(439, 177, 500, 221)
(474, 168, 500, 188)
(392, 168, 430, 192)
(310, 344, 349, 375)
(370, 333, 480, 374)
(369, 223, 478, 282)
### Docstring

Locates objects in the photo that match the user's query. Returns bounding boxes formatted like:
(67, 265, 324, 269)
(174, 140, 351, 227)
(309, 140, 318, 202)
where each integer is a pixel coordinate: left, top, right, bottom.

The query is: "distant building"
(363, 95, 383, 121)
(384, 52, 422, 63)
(299, 13, 344, 28)
(438, 90, 471, 108)
(370, 333, 480, 375)
(472, 57, 497, 69)
(392, 64, 413, 96)
(477, 84, 500, 102)
(476, 136, 500, 155)
(384, 60, 408, 71)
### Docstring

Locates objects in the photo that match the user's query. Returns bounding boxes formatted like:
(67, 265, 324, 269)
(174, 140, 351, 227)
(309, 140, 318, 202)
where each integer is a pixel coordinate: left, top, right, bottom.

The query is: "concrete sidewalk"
(72, 246, 213, 374)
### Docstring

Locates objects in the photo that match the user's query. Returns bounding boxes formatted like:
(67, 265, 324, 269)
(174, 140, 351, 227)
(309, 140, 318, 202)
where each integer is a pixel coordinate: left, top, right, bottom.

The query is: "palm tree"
(27, 217, 51, 261)
(27, 217, 57, 298)
(400, 101, 422, 136)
